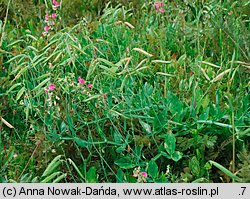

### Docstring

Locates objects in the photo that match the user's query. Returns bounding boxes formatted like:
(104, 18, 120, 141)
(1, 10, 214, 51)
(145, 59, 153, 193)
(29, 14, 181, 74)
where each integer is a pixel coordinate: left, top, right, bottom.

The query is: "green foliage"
(86, 166, 98, 183)
(0, 0, 249, 182)
(148, 160, 158, 179)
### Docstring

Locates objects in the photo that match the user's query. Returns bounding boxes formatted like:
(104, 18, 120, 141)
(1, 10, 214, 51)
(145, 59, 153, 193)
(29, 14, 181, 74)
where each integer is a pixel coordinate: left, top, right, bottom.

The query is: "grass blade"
(209, 160, 241, 182)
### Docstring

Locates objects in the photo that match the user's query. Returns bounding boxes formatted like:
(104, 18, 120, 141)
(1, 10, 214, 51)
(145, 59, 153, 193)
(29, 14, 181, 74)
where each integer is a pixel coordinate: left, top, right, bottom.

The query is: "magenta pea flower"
(160, 8, 165, 13)
(154, 2, 164, 12)
(51, 13, 56, 18)
(88, 84, 93, 89)
(78, 77, 85, 85)
(45, 14, 50, 20)
(154, 2, 164, 9)
(48, 84, 55, 90)
(103, 93, 107, 99)
(141, 172, 148, 178)
(53, 0, 60, 7)
(44, 26, 50, 31)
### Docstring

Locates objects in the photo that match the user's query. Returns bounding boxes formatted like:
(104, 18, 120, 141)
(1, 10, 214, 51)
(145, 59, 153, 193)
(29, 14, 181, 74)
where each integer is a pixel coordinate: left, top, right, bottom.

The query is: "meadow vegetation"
(0, 0, 249, 182)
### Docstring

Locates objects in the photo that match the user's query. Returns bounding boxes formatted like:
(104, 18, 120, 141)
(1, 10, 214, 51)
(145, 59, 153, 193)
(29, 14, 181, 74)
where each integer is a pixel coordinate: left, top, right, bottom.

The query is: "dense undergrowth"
(0, 0, 249, 183)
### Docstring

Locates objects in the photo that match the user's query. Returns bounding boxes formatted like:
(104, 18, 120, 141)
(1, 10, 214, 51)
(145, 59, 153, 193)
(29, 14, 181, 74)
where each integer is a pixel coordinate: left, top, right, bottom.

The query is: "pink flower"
(53, 0, 60, 7)
(78, 77, 85, 85)
(103, 93, 107, 99)
(141, 172, 148, 178)
(154, 2, 164, 12)
(44, 26, 50, 31)
(44, 88, 49, 93)
(45, 14, 50, 20)
(154, 2, 164, 9)
(48, 84, 55, 90)
(87, 84, 93, 89)
(51, 21, 55, 25)
(160, 8, 165, 13)
(51, 13, 56, 18)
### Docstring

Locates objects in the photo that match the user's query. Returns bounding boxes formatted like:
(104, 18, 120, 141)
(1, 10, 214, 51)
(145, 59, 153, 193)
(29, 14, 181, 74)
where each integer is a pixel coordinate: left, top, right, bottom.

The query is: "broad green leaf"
(190, 156, 200, 177)
(116, 169, 124, 183)
(167, 91, 182, 120)
(171, 151, 183, 162)
(113, 131, 124, 144)
(198, 107, 210, 120)
(148, 159, 158, 179)
(60, 121, 67, 133)
(139, 120, 152, 135)
(86, 166, 97, 183)
(164, 131, 176, 155)
(143, 82, 153, 96)
(115, 156, 136, 169)
(202, 95, 210, 109)
(153, 112, 166, 133)
(134, 145, 142, 162)
(126, 175, 137, 183)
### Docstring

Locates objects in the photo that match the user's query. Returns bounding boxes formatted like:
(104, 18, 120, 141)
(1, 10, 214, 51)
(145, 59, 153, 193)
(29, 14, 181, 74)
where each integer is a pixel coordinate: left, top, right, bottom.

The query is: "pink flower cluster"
(52, 0, 60, 9)
(154, 2, 165, 13)
(45, 84, 56, 92)
(133, 168, 148, 182)
(141, 172, 148, 178)
(78, 77, 93, 89)
(78, 77, 106, 98)
(42, 0, 60, 36)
